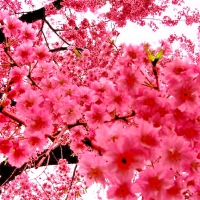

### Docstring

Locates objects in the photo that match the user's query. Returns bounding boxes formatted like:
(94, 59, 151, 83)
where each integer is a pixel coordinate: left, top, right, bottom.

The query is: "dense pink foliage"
(0, 0, 200, 199)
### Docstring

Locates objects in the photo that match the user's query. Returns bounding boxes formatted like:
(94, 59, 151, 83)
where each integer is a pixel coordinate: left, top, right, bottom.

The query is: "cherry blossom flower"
(40, 77, 57, 91)
(14, 43, 34, 63)
(107, 180, 140, 200)
(160, 135, 194, 171)
(0, 114, 9, 129)
(79, 152, 107, 186)
(17, 90, 43, 114)
(94, 123, 125, 150)
(24, 129, 47, 152)
(133, 119, 160, 161)
(33, 45, 51, 63)
(134, 88, 161, 121)
(103, 132, 146, 177)
(26, 110, 53, 134)
(59, 97, 82, 124)
(8, 140, 30, 168)
(175, 120, 200, 144)
(169, 78, 199, 112)
(183, 159, 200, 177)
(164, 58, 189, 79)
(118, 44, 144, 66)
(85, 104, 111, 128)
(19, 23, 36, 41)
(77, 86, 98, 106)
(69, 126, 88, 155)
(137, 165, 174, 200)
(104, 86, 132, 114)
(9, 67, 27, 85)
(117, 65, 143, 95)
(151, 102, 171, 127)
(0, 10, 9, 24)
(164, 177, 186, 200)
(3, 16, 22, 37)
(32, 62, 56, 80)
(90, 78, 115, 99)
(0, 138, 12, 155)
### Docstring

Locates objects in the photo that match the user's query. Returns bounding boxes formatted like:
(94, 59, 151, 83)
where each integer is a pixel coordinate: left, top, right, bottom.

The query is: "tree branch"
(0, 111, 137, 187)
(0, 109, 25, 126)
(50, 47, 68, 52)
(19, 7, 45, 23)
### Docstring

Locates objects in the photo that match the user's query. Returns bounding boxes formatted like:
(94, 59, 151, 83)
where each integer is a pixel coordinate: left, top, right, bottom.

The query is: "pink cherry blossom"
(14, 43, 34, 63)
(85, 104, 111, 128)
(164, 177, 186, 200)
(79, 152, 107, 187)
(175, 120, 200, 144)
(103, 131, 146, 177)
(94, 123, 126, 150)
(160, 134, 194, 171)
(107, 180, 140, 200)
(0, 10, 9, 24)
(0, 1, 200, 199)
(0, 138, 12, 155)
(3, 16, 22, 37)
(117, 65, 143, 95)
(59, 96, 82, 124)
(33, 45, 51, 63)
(8, 140, 30, 168)
(26, 110, 53, 134)
(19, 23, 36, 41)
(104, 86, 132, 114)
(137, 165, 174, 200)
(169, 78, 199, 112)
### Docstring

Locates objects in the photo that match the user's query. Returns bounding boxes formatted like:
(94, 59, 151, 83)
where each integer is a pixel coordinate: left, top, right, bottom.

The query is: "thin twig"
(4, 48, 20, 68)
(35, 126, 68, 169)
(44, 18, 70, 45)
(66, 164, 78, 200)
(1, 109, 25, 126)
(50, 47, 68, 52)
(35, 178, 52, 200)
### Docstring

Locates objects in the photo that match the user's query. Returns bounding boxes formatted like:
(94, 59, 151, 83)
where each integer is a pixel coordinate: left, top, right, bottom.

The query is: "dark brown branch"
(50, 47, 68, 52)
(151, 60, 160, 91)
(67, 121, 87, 129)
(19, 7, 45, 23)
(0, 28, 5, 43)
(4, 47, 20, 68)
(114, 111, 136, 122)
(27, 73, 40, 88)
(66, 164, 77, 200)
(19, 0, 63, 23)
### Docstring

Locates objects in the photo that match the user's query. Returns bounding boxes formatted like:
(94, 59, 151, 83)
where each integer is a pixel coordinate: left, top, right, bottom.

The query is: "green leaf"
(145, 44, 164, 66)
(155, 49, 164, 60)
(4, 159, 8, 165)
(145, 44, 155, 62)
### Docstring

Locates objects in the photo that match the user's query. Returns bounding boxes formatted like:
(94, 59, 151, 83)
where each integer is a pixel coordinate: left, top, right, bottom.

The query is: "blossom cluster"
(0, 1, 200, 200)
